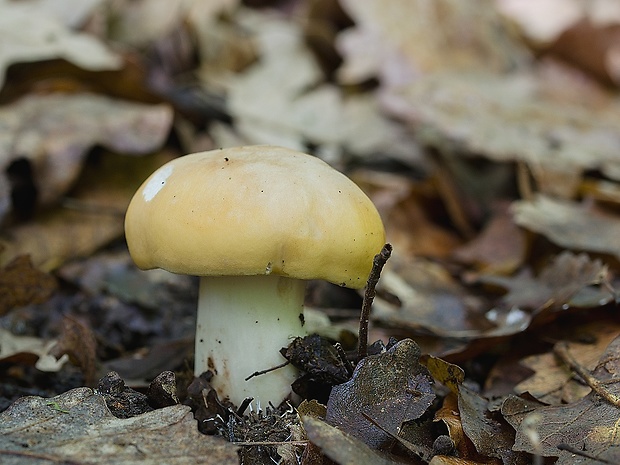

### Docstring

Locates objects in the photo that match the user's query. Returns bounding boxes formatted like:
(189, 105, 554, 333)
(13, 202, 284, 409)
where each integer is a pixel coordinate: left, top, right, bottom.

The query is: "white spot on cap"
(143, 165, 173, 202)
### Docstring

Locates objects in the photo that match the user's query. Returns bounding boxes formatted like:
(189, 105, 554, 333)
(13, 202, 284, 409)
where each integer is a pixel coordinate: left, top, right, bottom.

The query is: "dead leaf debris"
(1, 1, 620, 464)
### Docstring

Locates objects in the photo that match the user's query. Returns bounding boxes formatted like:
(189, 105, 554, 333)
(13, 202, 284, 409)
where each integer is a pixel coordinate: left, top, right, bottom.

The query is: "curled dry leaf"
(325, 339, 435, 449)
(49, 316, 98, 386)
(421, 354, 465, 395)
(434, 393, 475, 461)
(458, 386, 529, 464)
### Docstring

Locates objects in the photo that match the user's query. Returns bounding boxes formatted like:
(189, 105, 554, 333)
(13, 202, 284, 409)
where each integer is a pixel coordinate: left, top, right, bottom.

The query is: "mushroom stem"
(195, 274, 306, 408)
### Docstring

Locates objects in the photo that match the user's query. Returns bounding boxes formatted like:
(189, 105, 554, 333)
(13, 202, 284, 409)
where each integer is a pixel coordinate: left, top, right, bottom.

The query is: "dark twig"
(553, 342, 620, 408)
(244, 361, 290, 381)
(357, 243, 392, 362)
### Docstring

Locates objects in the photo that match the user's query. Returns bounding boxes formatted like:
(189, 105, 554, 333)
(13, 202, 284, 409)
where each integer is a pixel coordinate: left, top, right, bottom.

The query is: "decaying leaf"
(480, 251, 609, 313)
(515, 321, 620, 405)
(458, 386, 529, 465)
(0, 387, 239, 465)
(422, 354, 465, 395)
(372, 260, 516, 340)
(49, 316, 98, 386)
(0, 255, 56, 315)
(302, 416, 400, 465)
(325, 338, 435, 449)
(512, 335, 620, 463)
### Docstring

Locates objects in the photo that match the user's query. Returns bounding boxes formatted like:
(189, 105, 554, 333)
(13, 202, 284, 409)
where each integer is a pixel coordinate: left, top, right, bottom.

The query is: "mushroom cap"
(124, 145, 385, 289)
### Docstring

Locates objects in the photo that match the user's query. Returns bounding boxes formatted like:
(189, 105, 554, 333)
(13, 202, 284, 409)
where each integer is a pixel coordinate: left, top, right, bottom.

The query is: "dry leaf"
(354, 171, 461, 262)
(336, 0, 526, 86)
(0, 150, 175, 270)
(435, 393, 477, 461)
(0, 93, 172, 222)
(0, 0, 105, 29)
(383, 72, 620, 197)
(512, 335, 620, 463)
(372, 260, 503, 339)
(513, 196, 620, 260)
(0, 328, 66, 372)
(422, 355, 465, 395)
(302, 416, 399, 465)
(0, 2, 121, 88)
(458, 386, 528, 464)
(0, 255, 56, 315)
(479, 251, 609, 314)
(515, 322, 620, 404)
(497, 0, 583, 45)
(326, 339, 435, 449)
(0, 387, 239, 464)
(49, 316, 98, 386)
(220, 11, 420, 162)
(453, 207, 526, 275)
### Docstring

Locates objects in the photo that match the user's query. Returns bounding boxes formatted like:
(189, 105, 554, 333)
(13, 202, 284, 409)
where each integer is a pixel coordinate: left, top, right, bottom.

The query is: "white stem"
(195, 275, 306, 408)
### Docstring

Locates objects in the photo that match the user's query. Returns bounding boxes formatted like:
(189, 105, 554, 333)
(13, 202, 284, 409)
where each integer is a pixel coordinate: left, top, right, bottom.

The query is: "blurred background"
(1, 0, 619, 409)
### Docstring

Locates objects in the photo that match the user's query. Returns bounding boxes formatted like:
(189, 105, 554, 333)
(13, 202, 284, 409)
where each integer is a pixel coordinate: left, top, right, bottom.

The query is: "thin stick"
(553, 342, 620, 408)
(357, 243, 392, 362)
(245, 361, 290, 381)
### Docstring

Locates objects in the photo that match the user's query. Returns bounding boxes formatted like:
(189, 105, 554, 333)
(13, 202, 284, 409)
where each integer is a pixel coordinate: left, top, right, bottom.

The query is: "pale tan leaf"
(0, 93, 173, 221)
(0, 150, 175, 270)
(0, 328, 66, 372)
(0, 4, 121, 88)
(337, 0, 527, 85)
(513, 195, 620, 259)
(0, 388, 239, 464)
(384, 72, 620, 196)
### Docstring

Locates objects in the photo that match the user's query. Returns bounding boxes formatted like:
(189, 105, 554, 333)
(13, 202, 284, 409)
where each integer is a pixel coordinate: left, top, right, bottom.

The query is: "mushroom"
(124, 145, 385, 408)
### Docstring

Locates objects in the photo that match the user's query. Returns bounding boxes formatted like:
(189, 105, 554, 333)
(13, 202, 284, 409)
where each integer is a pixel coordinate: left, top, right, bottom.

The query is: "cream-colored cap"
(125, 145, 385, 289)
